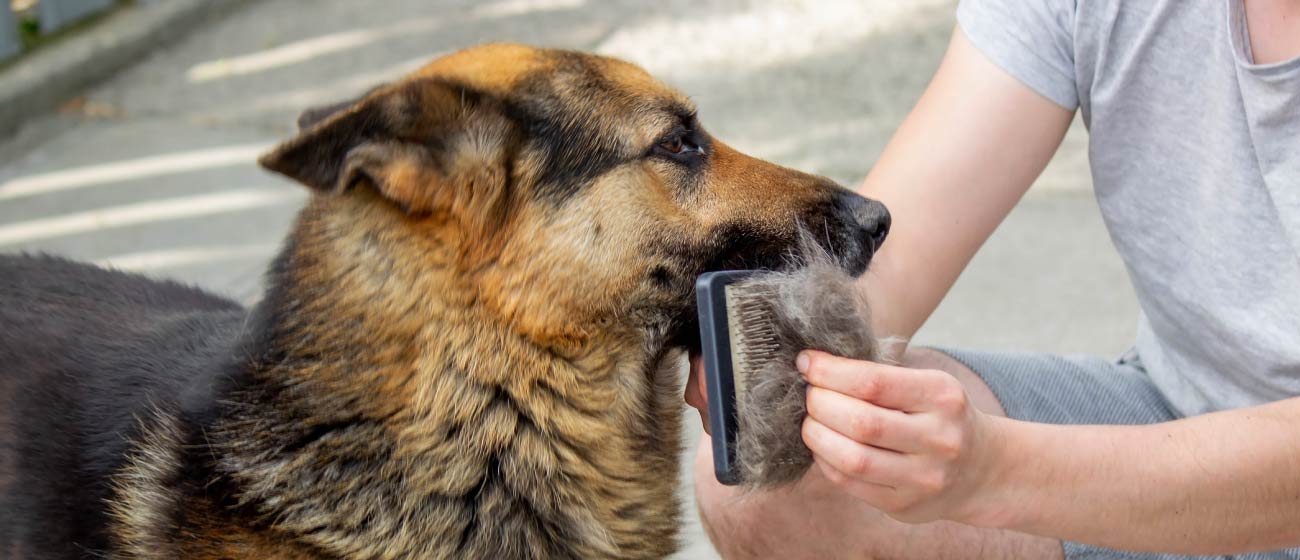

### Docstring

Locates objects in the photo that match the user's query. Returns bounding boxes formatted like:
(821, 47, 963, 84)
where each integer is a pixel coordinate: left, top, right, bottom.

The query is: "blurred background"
(0, 1, 1135, 557)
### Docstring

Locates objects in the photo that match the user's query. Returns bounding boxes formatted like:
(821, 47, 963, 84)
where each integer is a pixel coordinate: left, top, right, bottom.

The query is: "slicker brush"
(696, 247, 878, 488)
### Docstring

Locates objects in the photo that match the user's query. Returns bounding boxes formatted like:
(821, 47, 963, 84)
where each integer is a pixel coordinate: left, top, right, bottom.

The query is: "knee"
(900, 347, 1006, 416)
(693, 441, 763, 559)
(899, 346, 970, 375)
(693, 439, 816, 559)
(692, 439, 871, 559)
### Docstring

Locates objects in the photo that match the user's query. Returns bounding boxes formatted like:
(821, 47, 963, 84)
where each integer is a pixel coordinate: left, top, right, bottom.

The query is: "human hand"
(798, 350, 1003, 525)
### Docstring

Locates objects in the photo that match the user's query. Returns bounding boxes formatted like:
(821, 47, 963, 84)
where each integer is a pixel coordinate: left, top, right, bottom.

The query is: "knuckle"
(917, 471, 948, 495)
(848, 451, 874, 476)
(821, 464, 847, 485)
(932, 384, 969, 414)
(851, 413, 883, 441)
(856, 376, 881, 400)
(930, 431, 964, 459)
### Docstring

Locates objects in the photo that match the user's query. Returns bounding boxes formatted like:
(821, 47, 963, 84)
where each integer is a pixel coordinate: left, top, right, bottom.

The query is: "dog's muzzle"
(823, 189, 891, 275)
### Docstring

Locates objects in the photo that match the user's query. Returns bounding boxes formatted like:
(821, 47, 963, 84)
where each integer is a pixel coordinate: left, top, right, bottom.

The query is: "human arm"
(853, 27, 1074, 344)
(799, 16, 1300, 555)
(801, 350, 1300, 554)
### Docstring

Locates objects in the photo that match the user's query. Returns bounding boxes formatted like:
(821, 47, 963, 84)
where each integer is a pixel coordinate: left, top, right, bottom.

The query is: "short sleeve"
(957, 0, 1080, 109)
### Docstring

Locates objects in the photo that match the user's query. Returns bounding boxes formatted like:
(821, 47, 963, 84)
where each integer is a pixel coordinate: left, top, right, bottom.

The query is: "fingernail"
(796, 352, 810, 374)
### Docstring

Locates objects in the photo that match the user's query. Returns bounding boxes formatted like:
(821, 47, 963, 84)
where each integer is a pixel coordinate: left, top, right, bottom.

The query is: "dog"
(0, 43, 890, 559)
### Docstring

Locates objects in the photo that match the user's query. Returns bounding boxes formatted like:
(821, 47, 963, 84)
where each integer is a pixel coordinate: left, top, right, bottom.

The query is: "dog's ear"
(259, 79, 517, 217)
(292, 84, 393, 131)
(295, 95, 365, 132)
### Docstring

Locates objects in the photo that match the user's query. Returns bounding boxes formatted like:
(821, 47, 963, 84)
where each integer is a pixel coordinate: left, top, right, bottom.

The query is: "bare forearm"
(856, 28, 1073, 343)
(986, 399, 1300, 553)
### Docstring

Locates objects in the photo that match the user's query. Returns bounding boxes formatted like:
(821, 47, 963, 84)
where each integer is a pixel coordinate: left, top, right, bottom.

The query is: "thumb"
(685, 354, 711, 434)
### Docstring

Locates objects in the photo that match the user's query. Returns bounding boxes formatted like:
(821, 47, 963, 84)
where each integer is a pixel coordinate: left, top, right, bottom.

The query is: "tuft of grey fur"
(728, 242, 877, 489)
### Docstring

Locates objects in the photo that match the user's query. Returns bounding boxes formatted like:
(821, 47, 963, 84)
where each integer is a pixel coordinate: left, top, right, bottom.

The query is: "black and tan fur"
(0, 44, 889, 559)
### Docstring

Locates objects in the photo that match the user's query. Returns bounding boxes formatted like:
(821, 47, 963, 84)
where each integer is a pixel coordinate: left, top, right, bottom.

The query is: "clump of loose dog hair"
(731, 238, 878, 488)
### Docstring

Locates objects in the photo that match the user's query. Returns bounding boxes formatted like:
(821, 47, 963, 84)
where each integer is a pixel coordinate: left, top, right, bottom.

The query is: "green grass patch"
(1, 0, 133, 71)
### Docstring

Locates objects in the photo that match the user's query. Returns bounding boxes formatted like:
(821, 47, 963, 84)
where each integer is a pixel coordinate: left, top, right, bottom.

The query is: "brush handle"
(696, 270, 758, 486)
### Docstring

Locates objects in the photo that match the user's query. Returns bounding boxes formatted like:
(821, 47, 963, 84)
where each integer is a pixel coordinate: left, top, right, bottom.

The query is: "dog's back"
(0, 254, 245, 558)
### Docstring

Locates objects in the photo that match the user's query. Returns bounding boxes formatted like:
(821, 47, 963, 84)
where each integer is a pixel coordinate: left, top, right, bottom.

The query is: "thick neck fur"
(210, 194, 683, 559)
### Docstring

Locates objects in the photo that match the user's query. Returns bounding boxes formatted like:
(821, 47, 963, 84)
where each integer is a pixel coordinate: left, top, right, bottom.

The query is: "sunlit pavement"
(0, 1, 1136, 557)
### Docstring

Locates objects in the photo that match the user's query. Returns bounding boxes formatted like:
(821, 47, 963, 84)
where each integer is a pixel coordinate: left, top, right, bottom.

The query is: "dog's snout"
(808, 188, 891, 276)
(833, 191, 891, 251)
(866, 202, 891, 250)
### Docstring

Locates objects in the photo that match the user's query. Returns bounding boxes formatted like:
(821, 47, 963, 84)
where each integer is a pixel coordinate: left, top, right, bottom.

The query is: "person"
(685, 0, 1300, 558)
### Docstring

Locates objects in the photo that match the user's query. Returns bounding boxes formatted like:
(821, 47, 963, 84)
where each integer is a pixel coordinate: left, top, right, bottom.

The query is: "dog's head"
(259, 44, 889, 357)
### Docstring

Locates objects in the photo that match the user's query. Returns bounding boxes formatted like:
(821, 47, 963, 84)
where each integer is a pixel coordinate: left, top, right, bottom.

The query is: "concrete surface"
(0, 0, 244, 137)
(0, 1, 1138, 558)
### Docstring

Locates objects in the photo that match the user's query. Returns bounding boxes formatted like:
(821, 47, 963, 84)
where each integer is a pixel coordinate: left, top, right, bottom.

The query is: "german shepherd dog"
(0, 44, 889, 559)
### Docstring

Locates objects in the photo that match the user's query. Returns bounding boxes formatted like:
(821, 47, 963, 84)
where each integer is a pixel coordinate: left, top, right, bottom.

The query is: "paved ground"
(0, 1, 1138, 557)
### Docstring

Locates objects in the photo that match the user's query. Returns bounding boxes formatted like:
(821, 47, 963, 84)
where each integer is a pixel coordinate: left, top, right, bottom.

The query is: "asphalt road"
(0, 1, 1137, 557)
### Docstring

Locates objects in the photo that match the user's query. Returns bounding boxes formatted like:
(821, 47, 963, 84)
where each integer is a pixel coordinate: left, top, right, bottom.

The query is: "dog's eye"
(655, 135, 700, 157)
(660, 137, 685, 154)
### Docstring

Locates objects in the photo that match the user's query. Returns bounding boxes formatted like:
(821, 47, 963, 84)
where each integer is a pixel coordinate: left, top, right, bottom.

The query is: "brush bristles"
(727, 284, 782, 383)
(724, 240, 879, 489)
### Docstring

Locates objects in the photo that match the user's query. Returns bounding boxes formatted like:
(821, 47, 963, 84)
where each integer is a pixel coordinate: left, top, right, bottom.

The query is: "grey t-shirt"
(958, 0, 1300, 416)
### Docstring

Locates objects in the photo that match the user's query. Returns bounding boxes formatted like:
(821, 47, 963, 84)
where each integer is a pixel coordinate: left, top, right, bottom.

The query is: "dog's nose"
(833, 191, 891, 252)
